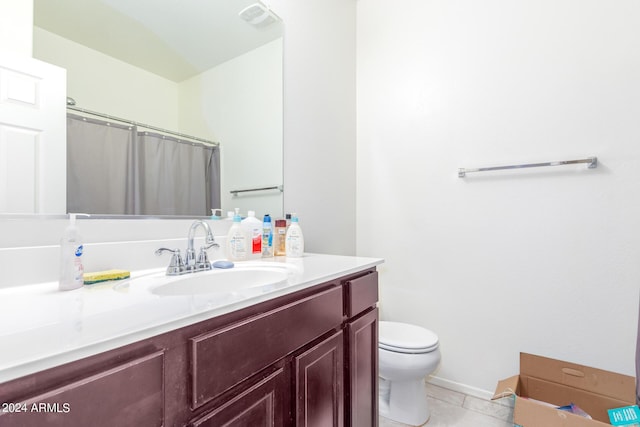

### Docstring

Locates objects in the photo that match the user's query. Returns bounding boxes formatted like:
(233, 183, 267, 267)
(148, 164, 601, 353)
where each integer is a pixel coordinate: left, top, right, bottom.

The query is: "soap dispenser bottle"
(226, 209, 248, 261)
(59, 213, 89, 291)
(285, 214, 304, 257)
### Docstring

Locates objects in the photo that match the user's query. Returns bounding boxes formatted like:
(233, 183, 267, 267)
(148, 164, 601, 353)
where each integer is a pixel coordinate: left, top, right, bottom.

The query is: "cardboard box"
(492, 353, 636, 427)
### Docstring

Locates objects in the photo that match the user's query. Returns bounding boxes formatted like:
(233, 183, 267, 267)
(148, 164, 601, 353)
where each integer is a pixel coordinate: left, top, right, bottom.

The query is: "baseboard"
(427, 375, 496, 401)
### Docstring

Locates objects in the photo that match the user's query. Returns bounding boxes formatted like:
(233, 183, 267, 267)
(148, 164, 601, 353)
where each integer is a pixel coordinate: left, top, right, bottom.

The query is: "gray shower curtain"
(67, 114, 220, 216)
(137, 131, 220, 216)
(67, 115, 136, 214)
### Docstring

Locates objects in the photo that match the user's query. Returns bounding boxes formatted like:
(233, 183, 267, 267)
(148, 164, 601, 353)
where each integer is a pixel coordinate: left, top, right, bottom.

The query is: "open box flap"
(492, 374, 520, 400)
(520, 353, 635, 403)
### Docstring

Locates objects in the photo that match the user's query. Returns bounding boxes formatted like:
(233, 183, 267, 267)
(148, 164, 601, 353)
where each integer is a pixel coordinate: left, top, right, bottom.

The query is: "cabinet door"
(0, 351, 165, 427)
(190, 367, 286, 427)
(294, 331, 344, 427)
(346, 308, 378, 427)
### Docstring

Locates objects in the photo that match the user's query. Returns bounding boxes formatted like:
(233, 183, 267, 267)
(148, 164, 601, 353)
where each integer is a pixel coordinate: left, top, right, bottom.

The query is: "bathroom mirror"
(29, 0, 283, 218)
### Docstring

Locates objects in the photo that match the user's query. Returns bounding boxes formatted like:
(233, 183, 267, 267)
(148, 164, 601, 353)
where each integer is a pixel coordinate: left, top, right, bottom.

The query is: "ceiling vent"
(239, 3, 280, 28)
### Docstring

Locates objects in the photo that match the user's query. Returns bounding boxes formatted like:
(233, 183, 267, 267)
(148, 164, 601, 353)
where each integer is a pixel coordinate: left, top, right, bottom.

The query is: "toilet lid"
(379, 321, 439, 353)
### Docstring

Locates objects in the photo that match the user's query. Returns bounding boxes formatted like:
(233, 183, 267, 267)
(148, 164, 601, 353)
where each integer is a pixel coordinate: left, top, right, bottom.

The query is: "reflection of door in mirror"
(0, 55, 66, 214)
(29, 0, 284, 218)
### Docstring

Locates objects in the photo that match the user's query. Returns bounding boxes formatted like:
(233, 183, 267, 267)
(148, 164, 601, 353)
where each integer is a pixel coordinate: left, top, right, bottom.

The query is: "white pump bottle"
(59, 213, 90, 291)
(226, 209, 249, 261)
(285, 214, 304, 257)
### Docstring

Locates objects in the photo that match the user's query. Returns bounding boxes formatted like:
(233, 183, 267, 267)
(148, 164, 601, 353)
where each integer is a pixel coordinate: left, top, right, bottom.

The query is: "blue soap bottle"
(262, 214, 273, 257)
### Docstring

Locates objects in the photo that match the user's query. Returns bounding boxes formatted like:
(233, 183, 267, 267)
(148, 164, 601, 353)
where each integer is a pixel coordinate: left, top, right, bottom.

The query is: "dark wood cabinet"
(346, 308, 379, 427)
(0, 350, 165, 427)
(294, 331, 344, 427)
(189, 367, 287, 427)
(0, 268, 378, 427)
(344, 271, 379, 427)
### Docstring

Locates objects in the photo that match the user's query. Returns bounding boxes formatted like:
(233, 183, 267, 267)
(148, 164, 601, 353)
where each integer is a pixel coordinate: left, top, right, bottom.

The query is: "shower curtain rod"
(67, 105, 219, 147)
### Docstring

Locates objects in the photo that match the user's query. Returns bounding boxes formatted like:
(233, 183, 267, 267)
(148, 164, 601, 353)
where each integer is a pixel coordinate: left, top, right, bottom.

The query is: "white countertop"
(0, 253, 383, 383)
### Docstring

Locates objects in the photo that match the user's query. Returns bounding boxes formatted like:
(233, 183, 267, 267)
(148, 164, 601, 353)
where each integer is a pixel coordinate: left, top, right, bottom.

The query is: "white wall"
(33, 27, 180, 130)
(357, 0, 640, 396)
(0, 0, 32, 56)
(270, 0, 357, 255)
(179, 39, 283, 219)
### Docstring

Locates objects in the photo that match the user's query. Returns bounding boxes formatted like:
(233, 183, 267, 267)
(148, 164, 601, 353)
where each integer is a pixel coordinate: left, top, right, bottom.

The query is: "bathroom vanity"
(0, 254, 381, 427)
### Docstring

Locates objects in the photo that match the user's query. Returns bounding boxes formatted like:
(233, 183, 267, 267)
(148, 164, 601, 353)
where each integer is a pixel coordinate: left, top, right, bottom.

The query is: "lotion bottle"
(59, 213, 89, 291)
(274, 219, 287, 256)
(241, 210, 263, 260)
(285, 214, 304, 257)
(226, 209, 248, 261)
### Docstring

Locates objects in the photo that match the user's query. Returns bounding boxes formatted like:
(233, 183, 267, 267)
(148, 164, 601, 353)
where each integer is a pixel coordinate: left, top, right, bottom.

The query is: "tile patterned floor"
(379, 382, 514, 427)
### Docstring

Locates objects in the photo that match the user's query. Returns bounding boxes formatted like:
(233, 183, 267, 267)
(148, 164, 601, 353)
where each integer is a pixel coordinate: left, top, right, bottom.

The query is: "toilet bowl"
(378, 321, 441, 426)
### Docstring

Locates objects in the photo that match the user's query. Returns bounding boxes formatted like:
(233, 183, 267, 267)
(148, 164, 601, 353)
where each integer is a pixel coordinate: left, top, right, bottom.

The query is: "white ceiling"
(34, 0, 283, 82)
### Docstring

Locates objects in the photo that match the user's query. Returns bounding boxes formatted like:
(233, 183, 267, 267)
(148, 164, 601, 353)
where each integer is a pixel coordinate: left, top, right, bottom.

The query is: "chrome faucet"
(185, 220, 218, 272)
(156, 220, 219, 276)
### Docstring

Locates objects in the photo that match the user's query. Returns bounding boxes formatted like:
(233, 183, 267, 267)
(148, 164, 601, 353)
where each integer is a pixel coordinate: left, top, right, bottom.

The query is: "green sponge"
(84, 269, 131, 285)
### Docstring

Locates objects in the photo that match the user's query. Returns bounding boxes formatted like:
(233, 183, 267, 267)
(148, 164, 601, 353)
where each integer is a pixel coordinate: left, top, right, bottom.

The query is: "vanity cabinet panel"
(342, 269, 379, 427)
(189, 285, 343, 409)
(0, 267, 379, 427)
(346, 308, 379, 427)
(0, 350, 165, 427)
(344, 271, 378, 318)
(189, 367, 287, 427)
(294, 331, 344, 427)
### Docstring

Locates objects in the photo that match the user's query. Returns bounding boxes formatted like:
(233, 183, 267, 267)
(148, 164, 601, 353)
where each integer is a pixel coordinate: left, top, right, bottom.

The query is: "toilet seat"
(379, 321, 439, 354)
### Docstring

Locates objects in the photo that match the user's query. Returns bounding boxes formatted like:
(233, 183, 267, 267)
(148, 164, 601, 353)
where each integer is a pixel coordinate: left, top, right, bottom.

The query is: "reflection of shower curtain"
(67, 115, 136, 214)
(66, 114, 220, 216)
(137, 132, 220, 215)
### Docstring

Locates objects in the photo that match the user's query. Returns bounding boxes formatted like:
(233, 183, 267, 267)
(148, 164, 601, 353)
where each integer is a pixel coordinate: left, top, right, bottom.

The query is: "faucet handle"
(196, 242, 219, 271)
(155, 247, 186, 276)
(196, 247, 212, 271)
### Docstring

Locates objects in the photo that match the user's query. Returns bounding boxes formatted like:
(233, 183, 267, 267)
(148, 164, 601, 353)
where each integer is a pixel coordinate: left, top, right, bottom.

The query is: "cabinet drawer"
(190, 286, 343, 409)
(0, 350, 165, 427)
(345, 271, 378, 318)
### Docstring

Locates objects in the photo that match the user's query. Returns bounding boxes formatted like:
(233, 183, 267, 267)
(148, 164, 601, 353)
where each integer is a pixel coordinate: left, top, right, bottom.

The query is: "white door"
(0, 53, 66, 214)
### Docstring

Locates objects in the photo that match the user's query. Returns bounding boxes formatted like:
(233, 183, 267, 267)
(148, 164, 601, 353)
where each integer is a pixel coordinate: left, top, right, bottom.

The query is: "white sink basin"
(150, 268, 289, 296)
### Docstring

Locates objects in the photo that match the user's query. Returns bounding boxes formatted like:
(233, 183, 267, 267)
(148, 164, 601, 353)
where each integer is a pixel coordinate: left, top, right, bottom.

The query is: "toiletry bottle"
(285, 214, 304, 257)
(226, 210, 248, 261)
(59, 213, 89, 291)
(211, 208, 222, 220)
(274, 219, 287, 256)
(241, 210, 263, 260)
(262, 214, 273, 257)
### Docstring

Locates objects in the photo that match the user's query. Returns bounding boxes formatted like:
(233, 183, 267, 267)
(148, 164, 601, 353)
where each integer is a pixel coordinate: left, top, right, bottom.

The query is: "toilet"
(378, 321, 441, 426)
